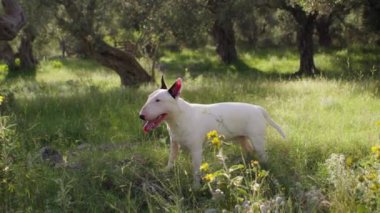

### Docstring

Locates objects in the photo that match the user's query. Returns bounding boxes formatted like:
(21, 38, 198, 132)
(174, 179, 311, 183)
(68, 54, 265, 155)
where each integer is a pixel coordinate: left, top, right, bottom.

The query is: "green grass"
(1, 47, 380, 212)
(161, 46, 380, 78)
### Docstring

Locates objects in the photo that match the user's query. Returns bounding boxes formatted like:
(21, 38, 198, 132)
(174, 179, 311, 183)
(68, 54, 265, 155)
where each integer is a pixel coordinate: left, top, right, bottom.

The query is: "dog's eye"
(155, 99, 160, 102)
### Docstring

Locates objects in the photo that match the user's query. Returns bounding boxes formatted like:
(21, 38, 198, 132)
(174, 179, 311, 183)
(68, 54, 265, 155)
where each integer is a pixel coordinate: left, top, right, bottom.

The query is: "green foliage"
(51, 60, 63, 69)
(0, 115, 21, 211)
(200, 131, 280, 211)
(321, 143, 380, 212)
(0, 63, 8, 81)
(0, 63, 9, 72)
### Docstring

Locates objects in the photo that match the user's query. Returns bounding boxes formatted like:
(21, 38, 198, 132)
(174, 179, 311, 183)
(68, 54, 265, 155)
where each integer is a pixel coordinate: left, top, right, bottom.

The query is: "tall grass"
(0, 47, 379, 212)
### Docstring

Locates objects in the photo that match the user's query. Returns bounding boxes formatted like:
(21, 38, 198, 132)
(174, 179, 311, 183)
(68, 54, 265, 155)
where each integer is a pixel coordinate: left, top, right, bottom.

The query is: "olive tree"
(52, 0, 152, 86)
(264, 0, 350, 76)
(0, 0, 25, 40)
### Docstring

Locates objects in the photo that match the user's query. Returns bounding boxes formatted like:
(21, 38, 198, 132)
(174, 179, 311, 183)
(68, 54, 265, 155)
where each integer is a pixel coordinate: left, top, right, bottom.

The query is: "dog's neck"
(165, 98, 193, 129)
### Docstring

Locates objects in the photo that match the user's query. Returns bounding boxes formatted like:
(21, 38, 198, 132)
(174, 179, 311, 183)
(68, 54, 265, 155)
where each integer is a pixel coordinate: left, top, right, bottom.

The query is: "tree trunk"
(211, 20, 237, 64)
(211, 19, 238, 64)
(208, 0, 237, 64)
(316, 15, 332, 47)
(0, 0, 25, 41)
(82, 37, 152, 86)
(0, 41, 15, 69)
(56, 0, 152, 86)
(296, 15, 319, 76)
(16, 26, 37, 72)
(286, 5, 319, 76)
(59, 39, 66, 58)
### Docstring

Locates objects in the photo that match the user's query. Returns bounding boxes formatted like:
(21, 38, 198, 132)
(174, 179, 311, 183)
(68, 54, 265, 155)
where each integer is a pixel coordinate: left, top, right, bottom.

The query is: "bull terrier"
(139, 77, 286, 186)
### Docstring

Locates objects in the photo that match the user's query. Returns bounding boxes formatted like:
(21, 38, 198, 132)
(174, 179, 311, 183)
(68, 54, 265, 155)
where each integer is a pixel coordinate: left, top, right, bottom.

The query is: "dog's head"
(139, 76, 182, 132)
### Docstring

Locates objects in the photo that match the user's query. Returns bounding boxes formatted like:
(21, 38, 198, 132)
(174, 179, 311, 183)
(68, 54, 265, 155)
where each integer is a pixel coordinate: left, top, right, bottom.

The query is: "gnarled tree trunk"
(211, 19, 238, 64)
(316, 15, 333, 47)
(296, 14, 319, 76)
(0, 0, 25, 41)
(17, 26, 37, 72)
(285, 5, 319, 76)
(57, 0, 151, 86)
(83, 37, 152, 85)
(0, 41, 15, 69)
(208, 0, 237, 64)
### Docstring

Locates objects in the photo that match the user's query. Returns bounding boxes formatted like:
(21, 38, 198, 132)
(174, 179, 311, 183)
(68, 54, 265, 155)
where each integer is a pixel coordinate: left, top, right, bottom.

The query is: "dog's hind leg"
(237, 136, 254, 153)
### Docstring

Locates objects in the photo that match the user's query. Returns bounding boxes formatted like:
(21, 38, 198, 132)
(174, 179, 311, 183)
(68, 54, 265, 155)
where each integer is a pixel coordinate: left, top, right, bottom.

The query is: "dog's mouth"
(143, 113, 167, 132)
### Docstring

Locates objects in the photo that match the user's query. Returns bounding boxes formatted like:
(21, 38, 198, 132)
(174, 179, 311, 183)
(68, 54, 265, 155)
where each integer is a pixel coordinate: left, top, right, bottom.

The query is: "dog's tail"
(260, 107, 286, 139)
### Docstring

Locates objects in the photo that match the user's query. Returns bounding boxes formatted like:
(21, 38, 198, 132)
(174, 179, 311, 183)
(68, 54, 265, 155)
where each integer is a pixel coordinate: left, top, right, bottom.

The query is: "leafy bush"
(0, 64, 8, 72)
(323, 122, 380, 212)
(51, 60, 63, 69)
(200, 130, 286, 212)
(14, 58, 21, 67)
(0, 115, 20, 211)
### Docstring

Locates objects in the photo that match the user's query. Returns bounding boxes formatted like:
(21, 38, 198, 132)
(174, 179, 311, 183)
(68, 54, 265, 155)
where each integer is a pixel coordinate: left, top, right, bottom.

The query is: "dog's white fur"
(139, 78, 285, 186)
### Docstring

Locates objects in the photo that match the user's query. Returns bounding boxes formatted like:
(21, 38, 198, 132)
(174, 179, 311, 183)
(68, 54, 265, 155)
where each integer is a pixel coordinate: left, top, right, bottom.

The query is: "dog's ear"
(160, 75, 167, 89)
(168, 78, 182, 99)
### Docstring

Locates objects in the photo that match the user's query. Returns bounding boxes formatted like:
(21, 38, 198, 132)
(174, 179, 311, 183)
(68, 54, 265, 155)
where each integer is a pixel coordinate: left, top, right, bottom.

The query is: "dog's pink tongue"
(143, 121, 156, 133)
(143, 114, 167, 133)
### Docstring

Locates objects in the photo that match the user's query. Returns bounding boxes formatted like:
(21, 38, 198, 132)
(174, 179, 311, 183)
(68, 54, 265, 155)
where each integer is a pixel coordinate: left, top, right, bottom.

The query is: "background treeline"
(0, 0, 379, 85)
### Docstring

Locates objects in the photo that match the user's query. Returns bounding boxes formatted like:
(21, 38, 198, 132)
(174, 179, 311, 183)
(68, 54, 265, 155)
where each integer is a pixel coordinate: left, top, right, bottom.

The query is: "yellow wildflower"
(211, 137, 221, 148)
(376, 121, 380, 127)
(366, 173, 377, 181)
(200, 162, 209, 172)
(371, 145, 380, 153)
(0, 95, 3, 105)
(207, 130, 218, 140)
(345, 156, 353, 168)
(202, 173, 215, 182)
(251, 160, 259, 167)
(369, 183, 379, 192)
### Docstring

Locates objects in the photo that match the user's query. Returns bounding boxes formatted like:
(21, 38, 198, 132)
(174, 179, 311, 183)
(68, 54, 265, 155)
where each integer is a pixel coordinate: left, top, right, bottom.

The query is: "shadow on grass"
(160, 49, 289, 82)
(312, 46, 380, 80)
(161, 46, 380, 82)
(6, 68, 37, 80)
(10, 83, 164, 151)
(58, 58, 110, 73)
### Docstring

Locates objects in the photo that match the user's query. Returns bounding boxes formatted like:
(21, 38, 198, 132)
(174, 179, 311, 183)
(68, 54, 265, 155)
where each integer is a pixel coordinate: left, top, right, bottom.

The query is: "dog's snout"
(139, 114, 146, 120)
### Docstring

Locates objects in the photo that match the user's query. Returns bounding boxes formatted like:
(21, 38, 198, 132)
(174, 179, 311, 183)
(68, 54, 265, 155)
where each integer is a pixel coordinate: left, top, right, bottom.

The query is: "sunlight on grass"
(0, 63, 8, 81)
(241, 50, 298, 73)
(37, 59, 120, 85)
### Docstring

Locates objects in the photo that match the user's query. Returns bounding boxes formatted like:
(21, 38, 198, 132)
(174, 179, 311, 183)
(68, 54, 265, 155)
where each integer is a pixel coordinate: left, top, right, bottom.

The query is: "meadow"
(1, 46, 380, 212)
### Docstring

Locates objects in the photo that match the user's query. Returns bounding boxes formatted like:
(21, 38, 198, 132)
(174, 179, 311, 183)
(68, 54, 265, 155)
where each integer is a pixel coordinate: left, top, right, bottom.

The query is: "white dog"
(139, 77, 286, 186)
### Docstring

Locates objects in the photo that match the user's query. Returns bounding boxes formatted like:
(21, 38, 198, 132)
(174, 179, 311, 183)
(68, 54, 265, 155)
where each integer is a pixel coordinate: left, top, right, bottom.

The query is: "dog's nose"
(139, 114, 146, 120)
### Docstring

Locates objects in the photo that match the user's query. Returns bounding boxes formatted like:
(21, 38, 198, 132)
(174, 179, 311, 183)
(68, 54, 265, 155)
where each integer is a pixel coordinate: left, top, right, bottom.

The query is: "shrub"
(14, 58, 20, 67)
(323, 122, 380, 212)
(51, 60, 63, 69)
(0, 64, 8, 72)
(200, 130, 286, 212)
(0, 115, 19, 211)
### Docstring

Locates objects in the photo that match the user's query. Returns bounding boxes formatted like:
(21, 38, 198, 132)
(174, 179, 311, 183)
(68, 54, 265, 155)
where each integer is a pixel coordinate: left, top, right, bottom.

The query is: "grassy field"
(1, 47, 380, 212)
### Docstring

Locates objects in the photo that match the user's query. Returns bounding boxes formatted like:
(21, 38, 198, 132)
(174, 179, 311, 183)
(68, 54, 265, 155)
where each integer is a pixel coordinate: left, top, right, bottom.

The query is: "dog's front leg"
(190, 147, 203, 188)
(166, 140, 179, 170)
